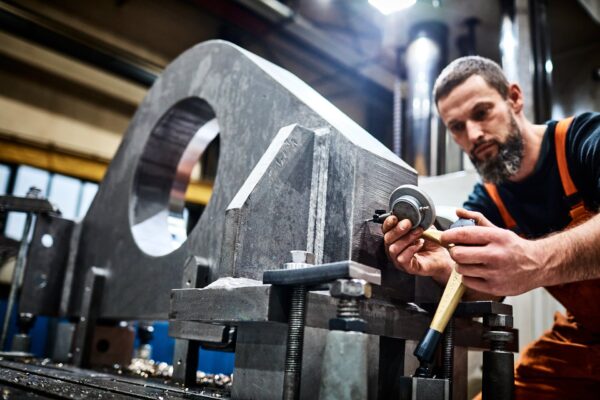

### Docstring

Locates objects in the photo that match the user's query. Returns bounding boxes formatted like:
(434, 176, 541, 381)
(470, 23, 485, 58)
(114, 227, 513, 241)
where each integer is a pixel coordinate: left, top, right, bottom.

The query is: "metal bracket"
(263, 260, 381, 287)
(171, 256, 211, 387)
(0, 195, 57, 214)
(72, 267, 107, 367)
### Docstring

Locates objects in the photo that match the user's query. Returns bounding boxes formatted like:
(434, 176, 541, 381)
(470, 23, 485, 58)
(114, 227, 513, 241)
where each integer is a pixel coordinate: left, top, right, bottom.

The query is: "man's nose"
(466, 120, 484, 143)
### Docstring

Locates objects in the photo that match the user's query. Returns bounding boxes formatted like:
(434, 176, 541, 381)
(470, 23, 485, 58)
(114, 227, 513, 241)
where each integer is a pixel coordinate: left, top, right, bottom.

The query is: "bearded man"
(383, 56, 600, 398)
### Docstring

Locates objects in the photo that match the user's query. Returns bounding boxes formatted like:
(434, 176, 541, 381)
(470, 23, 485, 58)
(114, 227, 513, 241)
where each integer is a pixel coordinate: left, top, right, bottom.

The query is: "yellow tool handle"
(429, 268, 465, 332)
(420, 229, 443, 246)
(413, 220, 474, 367)
(420, 227, 464, 332)
(421, 227, 455, 249)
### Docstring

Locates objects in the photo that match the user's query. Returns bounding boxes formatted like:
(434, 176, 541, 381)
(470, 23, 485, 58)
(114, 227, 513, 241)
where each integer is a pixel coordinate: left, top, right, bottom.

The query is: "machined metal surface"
(19, 214, 75, 317)
(263, 260, 381, 286)
(171, 286, 494, 349)
(171, 254, 212, 386)
(40, 40, 417, 321)
(398, 376, 450, 400)
(71, 267, 107, 367)
(11, 39, 520, 400)
(318, 331, 368, 400)
(168, 321, 231, 343)
(0, 195, 56, 214)
(0, 359, 220, 399)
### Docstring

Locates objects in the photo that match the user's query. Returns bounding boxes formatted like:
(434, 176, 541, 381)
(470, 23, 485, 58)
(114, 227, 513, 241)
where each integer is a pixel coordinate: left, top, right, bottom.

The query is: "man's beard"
(469, 115, 524, 184)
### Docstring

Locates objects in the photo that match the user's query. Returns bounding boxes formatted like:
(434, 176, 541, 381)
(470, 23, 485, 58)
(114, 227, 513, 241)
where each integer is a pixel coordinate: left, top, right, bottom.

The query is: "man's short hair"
(433, 56, 510, 105)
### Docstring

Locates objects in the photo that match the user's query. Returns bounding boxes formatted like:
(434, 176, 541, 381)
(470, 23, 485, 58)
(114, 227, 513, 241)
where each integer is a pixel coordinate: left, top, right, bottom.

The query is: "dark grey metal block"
(49, 321, 75, 363)
(398, 376, 450, 400)
(170, 284, 289, 324)
(40, 40, 417, 320)
(0, 195, 55, 214)
(168, 320, 230, 343)
(20, 215, 74, 317)
(231, 322, 287, 400)
(171, 339, 199, 387)
(170, 285, 492, 350)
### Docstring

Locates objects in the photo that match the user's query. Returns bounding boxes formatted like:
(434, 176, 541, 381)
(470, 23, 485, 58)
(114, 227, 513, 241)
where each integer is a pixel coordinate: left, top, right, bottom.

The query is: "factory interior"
(0, 0, 599, 399)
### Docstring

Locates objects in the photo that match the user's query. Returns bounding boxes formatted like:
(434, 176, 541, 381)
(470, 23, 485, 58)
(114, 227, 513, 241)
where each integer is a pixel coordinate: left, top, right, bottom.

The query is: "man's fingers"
(395, 239, 424, 272)
(383, 218, 416, 245)
(441, 226, 495, 246)
(382, 215, 398, 234)
(449, 245, 497, 265)
(455, 262, 488, 278)
(456, 208, 495, 227)
(387, 228, 423, 258)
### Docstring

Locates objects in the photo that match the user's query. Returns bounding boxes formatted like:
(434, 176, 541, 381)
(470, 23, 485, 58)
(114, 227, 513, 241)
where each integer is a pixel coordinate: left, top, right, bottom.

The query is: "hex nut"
(329, 318, 367, 332)
(483, 330, 514, 343)
(484, 314, 513, 329)
(329, 279, 371, 299)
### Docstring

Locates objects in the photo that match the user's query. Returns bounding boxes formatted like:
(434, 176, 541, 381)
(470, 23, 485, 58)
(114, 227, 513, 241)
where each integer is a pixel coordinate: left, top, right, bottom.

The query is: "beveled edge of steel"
(262, 260, 381, 286)
(0, 195, 57, 214)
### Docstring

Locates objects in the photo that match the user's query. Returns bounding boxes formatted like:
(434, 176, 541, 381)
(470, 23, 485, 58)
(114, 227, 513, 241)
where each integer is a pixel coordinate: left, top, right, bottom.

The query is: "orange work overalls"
(481, 117, 600, 398)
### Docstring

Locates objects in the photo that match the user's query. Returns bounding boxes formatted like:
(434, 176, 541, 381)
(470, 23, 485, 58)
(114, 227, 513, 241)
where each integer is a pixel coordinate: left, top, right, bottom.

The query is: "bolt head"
(329, 317, 367, 332)
(484, 314, 513, 329)
(330, 279, 371, 299)
(290, 250, 315, 264)
(26, 187, 42, 199)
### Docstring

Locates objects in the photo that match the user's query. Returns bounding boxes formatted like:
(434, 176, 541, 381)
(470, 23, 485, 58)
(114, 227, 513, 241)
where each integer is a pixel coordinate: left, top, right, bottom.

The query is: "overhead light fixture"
(368, 0, 417, 15)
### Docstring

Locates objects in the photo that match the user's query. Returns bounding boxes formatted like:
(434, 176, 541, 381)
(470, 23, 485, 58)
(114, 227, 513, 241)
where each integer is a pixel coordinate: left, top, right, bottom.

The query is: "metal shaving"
(127, 358, 233, 389)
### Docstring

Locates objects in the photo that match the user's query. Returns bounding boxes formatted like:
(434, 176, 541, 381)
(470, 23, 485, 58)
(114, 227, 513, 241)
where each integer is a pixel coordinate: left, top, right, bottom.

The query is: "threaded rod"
(442, 318, 455, 397)
(283, 285, 307, 400)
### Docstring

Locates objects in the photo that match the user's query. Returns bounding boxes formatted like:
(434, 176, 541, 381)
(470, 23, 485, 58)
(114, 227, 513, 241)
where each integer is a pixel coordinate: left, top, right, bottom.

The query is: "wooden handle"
(420, 229, 442, 245)
(429, 268, 465, 332)
(419, 228, 464, 332)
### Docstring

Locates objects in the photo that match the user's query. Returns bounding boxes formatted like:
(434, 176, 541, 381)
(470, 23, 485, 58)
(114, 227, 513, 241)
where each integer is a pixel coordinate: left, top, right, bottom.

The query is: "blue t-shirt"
(463, 112, 600, 239)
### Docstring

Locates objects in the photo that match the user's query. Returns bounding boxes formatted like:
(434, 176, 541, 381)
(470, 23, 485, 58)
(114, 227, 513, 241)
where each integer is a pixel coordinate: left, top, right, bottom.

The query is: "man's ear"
(507, 83, 524, 113)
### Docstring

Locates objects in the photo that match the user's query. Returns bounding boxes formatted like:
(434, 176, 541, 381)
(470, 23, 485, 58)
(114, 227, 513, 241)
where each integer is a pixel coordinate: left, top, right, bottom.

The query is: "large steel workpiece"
(35, 40, 419, 320)
(9, 40, 522, 400)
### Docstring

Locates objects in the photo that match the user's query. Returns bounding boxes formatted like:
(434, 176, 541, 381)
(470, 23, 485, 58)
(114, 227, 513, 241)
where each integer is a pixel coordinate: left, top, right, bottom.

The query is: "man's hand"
(441, 209, 544, 296)
(382, 215, 452, 285)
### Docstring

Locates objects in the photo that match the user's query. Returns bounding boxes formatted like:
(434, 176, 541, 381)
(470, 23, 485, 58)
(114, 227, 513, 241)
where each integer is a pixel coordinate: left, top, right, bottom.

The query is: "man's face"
(437, 75, 524, 184)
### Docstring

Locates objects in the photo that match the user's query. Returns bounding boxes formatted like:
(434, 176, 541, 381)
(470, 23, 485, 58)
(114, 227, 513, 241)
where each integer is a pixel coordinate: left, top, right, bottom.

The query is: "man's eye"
(451, 123, 465, 132)
(473, 109, 488, 120)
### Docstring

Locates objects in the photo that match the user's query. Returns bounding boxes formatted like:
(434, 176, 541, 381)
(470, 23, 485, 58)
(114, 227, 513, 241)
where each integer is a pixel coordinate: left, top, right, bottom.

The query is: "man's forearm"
(537, 212, 600, 286)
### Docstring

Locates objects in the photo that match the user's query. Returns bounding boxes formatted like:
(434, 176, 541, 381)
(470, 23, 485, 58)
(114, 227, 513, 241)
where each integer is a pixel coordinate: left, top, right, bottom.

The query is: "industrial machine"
(0, 41, 517, 399)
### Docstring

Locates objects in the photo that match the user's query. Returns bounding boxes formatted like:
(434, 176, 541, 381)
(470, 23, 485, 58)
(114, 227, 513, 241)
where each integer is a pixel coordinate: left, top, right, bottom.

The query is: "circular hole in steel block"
(131, 97, 220, 256)
(96, 339, 110, 353)
(41, 234, 54, 248)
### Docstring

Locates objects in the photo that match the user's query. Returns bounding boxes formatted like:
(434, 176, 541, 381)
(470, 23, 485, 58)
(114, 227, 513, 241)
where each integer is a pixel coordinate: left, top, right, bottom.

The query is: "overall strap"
(554, 116, 587, 221)
(483, 182, 517, 230)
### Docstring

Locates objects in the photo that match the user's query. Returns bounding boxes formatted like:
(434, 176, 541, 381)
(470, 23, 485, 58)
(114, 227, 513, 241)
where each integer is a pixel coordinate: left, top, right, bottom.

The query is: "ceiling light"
(368, 0, 417, 15)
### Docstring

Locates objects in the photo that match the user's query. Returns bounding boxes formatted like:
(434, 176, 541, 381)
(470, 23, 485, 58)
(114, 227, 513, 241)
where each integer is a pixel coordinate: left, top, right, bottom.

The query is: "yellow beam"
(0, 138, 212, 205)
(185, 182, 213, 206)
(0, 138, 107, 182)
(0, 95, 121, 161)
